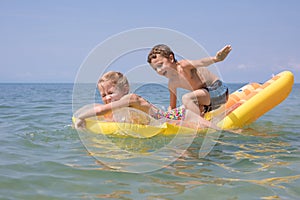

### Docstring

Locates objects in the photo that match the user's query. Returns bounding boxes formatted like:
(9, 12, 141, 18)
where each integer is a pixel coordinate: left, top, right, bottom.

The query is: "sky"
(1, 0, 300, 83)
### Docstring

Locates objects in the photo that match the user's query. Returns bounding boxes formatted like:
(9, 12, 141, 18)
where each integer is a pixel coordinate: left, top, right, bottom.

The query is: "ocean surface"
(0, 82, 299, 200)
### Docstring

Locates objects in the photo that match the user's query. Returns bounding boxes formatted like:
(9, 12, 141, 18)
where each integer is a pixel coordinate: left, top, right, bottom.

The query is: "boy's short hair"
(147, 44, 177, 63)
(98, 71, 129, 93)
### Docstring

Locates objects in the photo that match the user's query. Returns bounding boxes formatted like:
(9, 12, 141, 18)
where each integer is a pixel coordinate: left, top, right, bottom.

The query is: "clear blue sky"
(1, 0, 300, 83)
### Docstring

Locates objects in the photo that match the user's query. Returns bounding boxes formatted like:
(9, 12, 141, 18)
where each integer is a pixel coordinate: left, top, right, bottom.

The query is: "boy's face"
(150, 54, 175, 78)
(98, 81, 127, 104)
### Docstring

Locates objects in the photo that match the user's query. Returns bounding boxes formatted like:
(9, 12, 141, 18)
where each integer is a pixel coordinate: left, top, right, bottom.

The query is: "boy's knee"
(181, 94, 191, 105)
(182, 94, 197, 107)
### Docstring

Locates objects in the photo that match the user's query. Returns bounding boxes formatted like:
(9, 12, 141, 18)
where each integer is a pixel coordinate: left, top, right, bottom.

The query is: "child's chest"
(175, 69, 203, 90)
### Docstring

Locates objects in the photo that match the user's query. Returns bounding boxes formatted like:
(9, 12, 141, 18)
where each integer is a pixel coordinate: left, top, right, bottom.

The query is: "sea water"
(0, 83, 299, 199)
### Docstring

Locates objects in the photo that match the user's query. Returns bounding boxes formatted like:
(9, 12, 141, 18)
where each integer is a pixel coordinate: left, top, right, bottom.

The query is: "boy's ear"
(123, 84, 130, 94)
(169, 54, 175, 63)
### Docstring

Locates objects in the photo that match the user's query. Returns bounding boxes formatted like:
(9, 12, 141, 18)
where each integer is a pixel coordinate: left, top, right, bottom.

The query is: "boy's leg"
(182, 89, 210, 116)
(184, 109, 220, 130)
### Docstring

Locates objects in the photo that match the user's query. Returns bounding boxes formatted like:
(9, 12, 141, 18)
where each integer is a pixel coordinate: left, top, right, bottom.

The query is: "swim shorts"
(203, 80, 229, 113)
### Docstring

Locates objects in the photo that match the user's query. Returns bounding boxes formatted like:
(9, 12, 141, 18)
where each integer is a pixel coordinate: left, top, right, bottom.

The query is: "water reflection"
(79, 122, 300, 199)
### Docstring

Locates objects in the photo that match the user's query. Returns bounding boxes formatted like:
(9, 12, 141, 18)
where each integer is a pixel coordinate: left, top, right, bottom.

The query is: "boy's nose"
(105, 95, 112, 102)
(157, 68, 164, 74)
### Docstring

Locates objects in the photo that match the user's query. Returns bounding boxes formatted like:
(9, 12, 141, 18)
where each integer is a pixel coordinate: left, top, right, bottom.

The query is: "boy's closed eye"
(154, 64, 163, 71)
(102, 92, 114, 98)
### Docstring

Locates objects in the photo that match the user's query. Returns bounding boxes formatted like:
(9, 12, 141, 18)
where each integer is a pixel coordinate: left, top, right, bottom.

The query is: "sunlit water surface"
(0, 83, 299, 199)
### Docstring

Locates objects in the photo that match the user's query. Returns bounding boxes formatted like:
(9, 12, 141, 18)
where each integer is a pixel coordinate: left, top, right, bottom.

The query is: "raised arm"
(179, 45, 232, 68)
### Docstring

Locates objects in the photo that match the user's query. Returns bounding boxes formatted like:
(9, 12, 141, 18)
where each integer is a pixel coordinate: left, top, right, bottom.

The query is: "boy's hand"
(215, 45, 232, 62)
(75, 118, 86, 129)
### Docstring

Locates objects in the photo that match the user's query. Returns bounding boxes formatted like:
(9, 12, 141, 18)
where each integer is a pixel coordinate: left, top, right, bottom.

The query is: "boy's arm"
(179, 45, 232, 68)
(77, 94, 153, 120)
(74, 95, 137, 128)
(76, 103, 109, 120)
(74, 103, 105, 128)
(168, 85, 177, 110)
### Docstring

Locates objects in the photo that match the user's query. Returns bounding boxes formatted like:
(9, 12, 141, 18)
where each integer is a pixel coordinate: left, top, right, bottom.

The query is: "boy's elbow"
(94, 105, 103, 115)
(129, 94, 141, 105)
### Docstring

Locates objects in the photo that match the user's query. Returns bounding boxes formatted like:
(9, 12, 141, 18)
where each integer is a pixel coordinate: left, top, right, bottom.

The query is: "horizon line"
(0, 82, 299, 84)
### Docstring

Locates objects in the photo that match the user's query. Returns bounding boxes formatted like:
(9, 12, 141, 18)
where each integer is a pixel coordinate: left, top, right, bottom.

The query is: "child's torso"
(172, 67, 218, 91)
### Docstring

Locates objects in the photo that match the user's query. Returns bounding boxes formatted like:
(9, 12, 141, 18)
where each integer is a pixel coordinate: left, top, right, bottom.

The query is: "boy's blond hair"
(98, 71, 129, 94)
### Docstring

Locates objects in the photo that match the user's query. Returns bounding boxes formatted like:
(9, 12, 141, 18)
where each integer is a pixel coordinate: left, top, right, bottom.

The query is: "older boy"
(147, 44, 231, 116)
